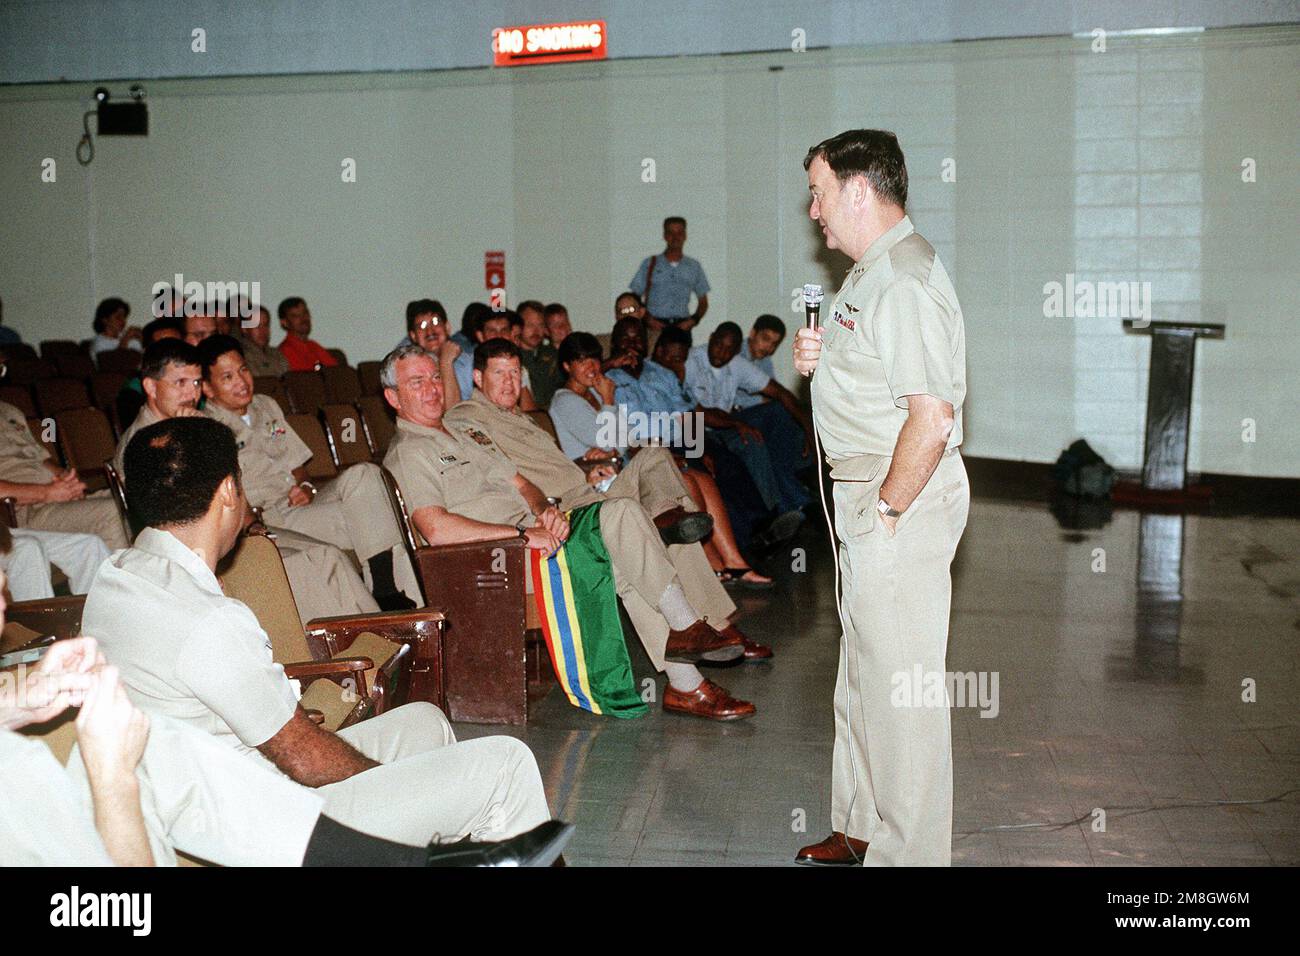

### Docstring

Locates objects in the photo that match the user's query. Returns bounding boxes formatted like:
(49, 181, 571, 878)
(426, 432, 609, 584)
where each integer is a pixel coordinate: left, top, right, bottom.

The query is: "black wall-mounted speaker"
(97, 101, 148, 135)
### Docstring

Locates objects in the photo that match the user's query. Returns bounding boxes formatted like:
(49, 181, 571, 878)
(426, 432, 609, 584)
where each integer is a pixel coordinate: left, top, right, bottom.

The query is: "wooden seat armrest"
(5, 595, 87, 640)
(283, 657, 372, 679)
(303, 609, 445, 658)
(1, 496, 17, 527)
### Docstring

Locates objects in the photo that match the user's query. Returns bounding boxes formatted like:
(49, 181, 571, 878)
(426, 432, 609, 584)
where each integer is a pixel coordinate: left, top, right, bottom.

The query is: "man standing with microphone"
(793, 129, 969, 866)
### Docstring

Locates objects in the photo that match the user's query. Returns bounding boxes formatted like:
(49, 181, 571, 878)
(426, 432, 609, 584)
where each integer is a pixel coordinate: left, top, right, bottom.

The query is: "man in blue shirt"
(629, 217, 710, 332)
(685, 323, 813, 522)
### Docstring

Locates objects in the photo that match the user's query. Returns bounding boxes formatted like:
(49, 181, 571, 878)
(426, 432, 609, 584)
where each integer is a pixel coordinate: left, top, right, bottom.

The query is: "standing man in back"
(629, 217, 710, 333)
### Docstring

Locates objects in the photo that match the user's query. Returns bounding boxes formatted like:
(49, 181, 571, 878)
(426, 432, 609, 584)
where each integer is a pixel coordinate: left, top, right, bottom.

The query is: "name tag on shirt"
(438, 454, 458, 464)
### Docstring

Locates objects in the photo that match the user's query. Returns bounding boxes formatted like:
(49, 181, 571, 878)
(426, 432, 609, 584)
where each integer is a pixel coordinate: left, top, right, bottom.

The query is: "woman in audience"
(550, 333, 771, 589)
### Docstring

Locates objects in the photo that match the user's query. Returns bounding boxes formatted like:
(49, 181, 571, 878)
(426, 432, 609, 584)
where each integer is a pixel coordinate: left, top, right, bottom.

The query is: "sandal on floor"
(716, 567, 774, 590)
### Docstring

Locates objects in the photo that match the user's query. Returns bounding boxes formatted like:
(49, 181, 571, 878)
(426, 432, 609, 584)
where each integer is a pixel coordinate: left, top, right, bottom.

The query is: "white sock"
(658, 581, 699, 631)
(664, 662, 704, 693)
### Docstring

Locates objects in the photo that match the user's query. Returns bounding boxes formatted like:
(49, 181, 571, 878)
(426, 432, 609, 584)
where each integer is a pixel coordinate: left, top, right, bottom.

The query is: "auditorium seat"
(38, 340, 81, 362)
(96, 348, 142, 375)
(90, 371, 127, 412)
(355, 395, 396, 457)
(54, 407, 116, 493)
(6, 359, 56, 386)
(284, 370, 327, 414)
(34, 377, 92, 416)
(284, 412, 339, 480)
(357, 360, 383, 396)
(1, 343, 37, 361)
(0, 384, 38, 418)
(252, 375, 290, 411)
(217, 534, 413, 727)
(326, 348, 348, 366)
(319, 403, 372, 466)
(379, 465, 545, 725)
(53, 353, 95, 381)
(322, 364, 361, 404)
(27, 417, 60, 466)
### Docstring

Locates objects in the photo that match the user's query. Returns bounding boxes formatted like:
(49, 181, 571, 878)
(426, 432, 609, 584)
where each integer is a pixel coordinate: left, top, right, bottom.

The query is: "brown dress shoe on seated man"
(663, 678, 755, 721)
(664, 619, 743, 663)
(795, 831, 869, 866)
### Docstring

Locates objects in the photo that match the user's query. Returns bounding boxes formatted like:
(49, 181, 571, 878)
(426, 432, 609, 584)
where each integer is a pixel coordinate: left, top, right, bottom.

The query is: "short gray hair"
(379, 344, 436, 391)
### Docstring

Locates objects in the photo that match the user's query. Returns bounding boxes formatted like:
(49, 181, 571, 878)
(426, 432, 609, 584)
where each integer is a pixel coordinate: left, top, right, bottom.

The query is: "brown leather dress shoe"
(664, 619, 743, 663)
(794, 831, 868, 866)
(653, 506, 714, 545)
(663, 679, 756, 721)
(715, 624, 774, 662)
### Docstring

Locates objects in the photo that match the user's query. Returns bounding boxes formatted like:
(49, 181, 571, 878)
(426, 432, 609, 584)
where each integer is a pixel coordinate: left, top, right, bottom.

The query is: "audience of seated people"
(683, 321, 815, 537)
(383, 344, 761, 720)
(0, 279, 822, 862)
(198, 334, 416, 609)
(569, 327, 772, 587)
(114, 339, 382, 622)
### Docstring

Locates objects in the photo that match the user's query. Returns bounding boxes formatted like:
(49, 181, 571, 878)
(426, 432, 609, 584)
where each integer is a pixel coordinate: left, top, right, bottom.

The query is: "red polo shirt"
(278, 334, 338, 372)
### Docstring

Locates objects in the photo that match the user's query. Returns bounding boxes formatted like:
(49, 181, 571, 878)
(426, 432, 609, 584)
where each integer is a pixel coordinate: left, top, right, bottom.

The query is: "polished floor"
(458, 494, 1300, 866)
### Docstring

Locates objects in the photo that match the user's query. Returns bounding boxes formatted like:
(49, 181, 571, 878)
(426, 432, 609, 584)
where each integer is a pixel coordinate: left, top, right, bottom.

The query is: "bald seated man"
(84, 415, 560, 850)
(382, 346, 759, 721)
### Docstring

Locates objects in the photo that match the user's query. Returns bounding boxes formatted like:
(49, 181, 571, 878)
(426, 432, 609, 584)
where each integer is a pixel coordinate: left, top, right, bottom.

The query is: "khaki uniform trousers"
(22, 491, 128, 550)
(268, 526, 380, 624)
(569, 445, 693, 517)
(58, 713, 325, 867)
(830, 449, 969, 866)
(594, 497, 737, 670)
(263, 462, 400, 563)
(318, 702, 551, 844)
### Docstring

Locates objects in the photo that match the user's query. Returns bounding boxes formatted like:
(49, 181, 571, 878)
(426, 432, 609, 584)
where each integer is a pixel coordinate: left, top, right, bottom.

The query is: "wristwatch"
(877, 497, 901, 519)
(515, 521, 530, 537)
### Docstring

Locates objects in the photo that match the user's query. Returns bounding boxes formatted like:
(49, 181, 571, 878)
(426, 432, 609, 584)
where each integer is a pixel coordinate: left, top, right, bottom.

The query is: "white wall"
(1, 26, 1296, 477)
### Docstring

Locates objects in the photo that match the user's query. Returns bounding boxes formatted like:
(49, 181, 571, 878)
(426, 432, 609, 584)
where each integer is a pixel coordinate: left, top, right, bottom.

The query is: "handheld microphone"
(803, 283, 824, 329)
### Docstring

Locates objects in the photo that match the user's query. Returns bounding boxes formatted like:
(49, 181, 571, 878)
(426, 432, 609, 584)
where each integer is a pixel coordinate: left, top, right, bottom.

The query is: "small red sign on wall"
(492, 21, 607, 67)
(485, 250, 505, 291)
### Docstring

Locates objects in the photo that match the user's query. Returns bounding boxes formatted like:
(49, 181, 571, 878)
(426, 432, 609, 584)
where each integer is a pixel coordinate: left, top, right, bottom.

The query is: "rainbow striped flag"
(529, 503, 647, 718)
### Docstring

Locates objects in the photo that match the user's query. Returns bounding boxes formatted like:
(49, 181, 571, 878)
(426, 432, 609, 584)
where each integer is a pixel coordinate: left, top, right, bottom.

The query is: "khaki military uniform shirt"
(383, 417, 532, 543)
(113, 404, 166, 479)
(811, 216, 966, 477)
(205, 395, 311, 510)
(241, 339, 290, 378)
(444, 391, 591, 505)
(0, 401, 54, 485)
(82, 527, 300, 772)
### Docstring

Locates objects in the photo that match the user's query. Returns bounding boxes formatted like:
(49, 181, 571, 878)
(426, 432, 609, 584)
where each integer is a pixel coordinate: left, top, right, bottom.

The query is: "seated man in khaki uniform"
(383, 346, 760, 721)
(198, 335, 414, 609)
(0, 354, 127, 551)
(115, 338, 382, 623)
(445, 339, 713, 547)
(1, 626, 570, 866)
(236, 304, 289, 378)
(85, 416, 557, 850)
(444, 341, 772, 664)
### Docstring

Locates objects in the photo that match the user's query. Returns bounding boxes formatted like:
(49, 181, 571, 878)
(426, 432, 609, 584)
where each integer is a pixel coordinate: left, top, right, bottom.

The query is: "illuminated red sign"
(492, 21, 607, 66)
